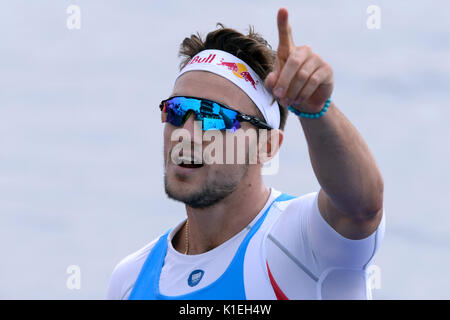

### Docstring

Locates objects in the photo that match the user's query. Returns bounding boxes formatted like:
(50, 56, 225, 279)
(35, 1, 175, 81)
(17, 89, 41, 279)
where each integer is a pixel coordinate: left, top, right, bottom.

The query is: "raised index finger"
(277, 8, 295, 57)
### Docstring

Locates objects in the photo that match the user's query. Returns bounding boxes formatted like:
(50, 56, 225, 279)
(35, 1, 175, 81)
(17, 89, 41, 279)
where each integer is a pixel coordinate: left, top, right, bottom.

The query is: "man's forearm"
(299, 102, 384, 218)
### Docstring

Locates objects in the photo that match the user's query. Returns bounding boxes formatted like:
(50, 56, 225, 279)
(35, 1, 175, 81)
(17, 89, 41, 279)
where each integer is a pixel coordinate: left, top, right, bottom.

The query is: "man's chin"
(163, 164, 243, 208)
(164, 177, 237, 209)
(164, 174, 200, 202)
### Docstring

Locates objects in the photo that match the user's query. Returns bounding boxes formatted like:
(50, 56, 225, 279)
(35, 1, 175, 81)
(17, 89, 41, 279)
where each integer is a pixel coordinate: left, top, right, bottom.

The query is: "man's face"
(163, 71, 262, 208)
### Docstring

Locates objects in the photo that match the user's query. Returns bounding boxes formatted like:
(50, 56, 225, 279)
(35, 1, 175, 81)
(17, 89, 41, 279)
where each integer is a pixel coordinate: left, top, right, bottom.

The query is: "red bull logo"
(217, 59, 259, 90)
(188, 53, 216, 65)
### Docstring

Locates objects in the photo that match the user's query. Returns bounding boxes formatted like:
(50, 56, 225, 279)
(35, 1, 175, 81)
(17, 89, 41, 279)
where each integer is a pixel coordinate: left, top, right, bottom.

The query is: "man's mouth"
(179, 162, 204, 169)
(177, 156, 204, 169)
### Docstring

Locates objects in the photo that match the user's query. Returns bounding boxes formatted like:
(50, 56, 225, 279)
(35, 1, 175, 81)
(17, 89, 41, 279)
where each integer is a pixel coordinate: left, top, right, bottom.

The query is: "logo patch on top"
(217, 58, 259, 90)
(188, 269, 205, 287)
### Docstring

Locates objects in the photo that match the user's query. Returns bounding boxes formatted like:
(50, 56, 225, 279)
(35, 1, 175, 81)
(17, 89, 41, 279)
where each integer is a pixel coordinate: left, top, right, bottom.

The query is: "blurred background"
(1, 0, 449, 299)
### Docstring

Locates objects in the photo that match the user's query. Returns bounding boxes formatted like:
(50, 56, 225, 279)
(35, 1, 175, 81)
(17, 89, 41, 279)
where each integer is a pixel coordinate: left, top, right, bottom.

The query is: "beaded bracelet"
(287, 98, 331, 119)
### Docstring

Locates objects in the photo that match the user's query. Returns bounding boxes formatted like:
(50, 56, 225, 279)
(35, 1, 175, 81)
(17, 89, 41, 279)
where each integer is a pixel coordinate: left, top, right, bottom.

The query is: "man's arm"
(265, 8, 384, 239)
(300, 102, 383, 240)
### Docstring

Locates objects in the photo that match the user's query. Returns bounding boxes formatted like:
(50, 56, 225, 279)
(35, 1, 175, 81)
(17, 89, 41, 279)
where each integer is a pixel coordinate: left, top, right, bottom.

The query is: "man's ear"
(258, 129, 283, 164)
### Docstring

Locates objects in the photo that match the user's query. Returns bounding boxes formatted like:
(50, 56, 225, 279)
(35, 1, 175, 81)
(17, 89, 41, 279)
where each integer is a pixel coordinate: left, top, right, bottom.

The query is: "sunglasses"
(159, 96, 272, 131)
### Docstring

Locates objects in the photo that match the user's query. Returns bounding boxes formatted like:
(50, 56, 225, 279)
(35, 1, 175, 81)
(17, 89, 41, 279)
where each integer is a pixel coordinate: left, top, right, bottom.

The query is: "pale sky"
(0, 0, 449, 299)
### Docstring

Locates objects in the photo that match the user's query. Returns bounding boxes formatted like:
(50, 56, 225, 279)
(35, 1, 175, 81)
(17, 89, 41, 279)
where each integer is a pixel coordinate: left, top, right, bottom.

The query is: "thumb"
(264, 71, 278, 93)
(264, 57, 281, 93)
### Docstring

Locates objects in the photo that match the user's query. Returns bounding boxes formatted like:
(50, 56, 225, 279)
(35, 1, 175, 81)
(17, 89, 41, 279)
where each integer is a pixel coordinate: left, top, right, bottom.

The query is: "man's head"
(163, 24, 287, 208)
(177, 24, 287, 130)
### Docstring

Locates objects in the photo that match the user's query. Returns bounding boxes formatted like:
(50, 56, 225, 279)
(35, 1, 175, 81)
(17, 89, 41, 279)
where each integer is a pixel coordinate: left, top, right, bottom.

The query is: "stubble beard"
(164, 164, 249, 209)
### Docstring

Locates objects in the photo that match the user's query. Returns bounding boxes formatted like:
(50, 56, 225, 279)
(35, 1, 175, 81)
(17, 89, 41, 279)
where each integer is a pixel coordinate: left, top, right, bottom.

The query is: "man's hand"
(265, 9, 383, 240)
(265, 8, 334, 113)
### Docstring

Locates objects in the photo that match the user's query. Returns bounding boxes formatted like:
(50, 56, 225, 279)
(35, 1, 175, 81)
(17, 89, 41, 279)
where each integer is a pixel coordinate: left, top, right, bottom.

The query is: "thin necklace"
(184, 220, 189, 255)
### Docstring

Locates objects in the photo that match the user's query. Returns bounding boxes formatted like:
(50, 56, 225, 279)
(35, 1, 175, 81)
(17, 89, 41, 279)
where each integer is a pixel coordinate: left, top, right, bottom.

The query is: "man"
(106, 8, 385, 300)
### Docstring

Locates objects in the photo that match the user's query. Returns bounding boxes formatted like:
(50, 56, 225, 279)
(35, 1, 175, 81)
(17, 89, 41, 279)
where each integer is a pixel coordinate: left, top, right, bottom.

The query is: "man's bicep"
(318, 188, 384, 240)
(307, 190, 386, 272)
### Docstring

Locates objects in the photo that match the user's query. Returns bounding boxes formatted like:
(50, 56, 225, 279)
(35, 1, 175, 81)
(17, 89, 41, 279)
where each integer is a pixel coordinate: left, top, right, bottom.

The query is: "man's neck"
(173, 178, 271, 255)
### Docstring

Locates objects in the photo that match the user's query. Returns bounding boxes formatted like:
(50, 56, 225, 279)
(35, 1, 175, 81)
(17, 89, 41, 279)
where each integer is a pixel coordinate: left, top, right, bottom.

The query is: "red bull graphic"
(240, 71, 258, 90)
(188, 53, 216, 65)
(217, 58, 259, 90)
(216, 61, 239, 73)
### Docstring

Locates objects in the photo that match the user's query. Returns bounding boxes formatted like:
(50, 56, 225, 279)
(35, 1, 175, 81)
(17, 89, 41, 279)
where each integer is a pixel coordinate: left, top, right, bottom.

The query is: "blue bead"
(289, 99, 331, 119)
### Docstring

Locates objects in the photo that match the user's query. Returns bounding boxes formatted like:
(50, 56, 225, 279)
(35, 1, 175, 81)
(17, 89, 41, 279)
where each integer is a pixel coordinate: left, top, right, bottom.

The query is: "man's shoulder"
(116, 238, 159, 273)
(272, 189, 318, 212)
(268, 190, 319, 244)
(106, 237, 159, 299)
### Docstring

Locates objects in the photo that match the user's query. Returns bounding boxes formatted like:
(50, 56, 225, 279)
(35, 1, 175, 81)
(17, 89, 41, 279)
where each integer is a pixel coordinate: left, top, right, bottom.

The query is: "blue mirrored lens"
(162, 97, 241, 131)
(219, 107, 241, 131)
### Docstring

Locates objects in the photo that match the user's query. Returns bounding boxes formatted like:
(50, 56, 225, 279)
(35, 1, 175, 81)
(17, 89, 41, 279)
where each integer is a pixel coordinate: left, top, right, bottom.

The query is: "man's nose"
(182, 111, 203, 144)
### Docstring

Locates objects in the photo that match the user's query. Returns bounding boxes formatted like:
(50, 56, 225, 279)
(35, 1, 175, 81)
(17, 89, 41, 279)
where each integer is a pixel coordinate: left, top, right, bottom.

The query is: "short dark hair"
(178, 23, 288, 130)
